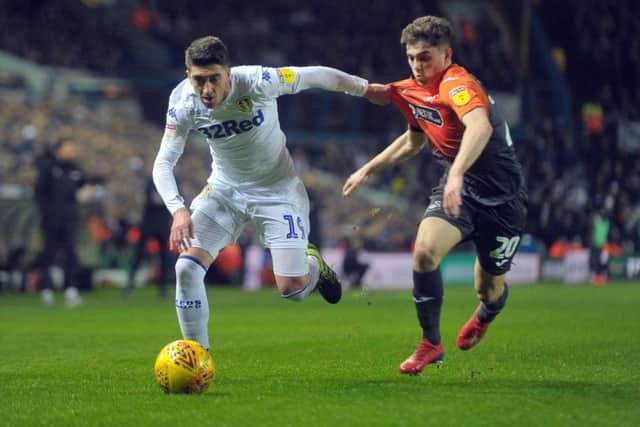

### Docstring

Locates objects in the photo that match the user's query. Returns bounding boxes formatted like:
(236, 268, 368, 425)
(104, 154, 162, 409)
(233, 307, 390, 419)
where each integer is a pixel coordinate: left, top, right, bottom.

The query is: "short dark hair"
(400, 16, 453, 47)
(185, 36, 229, 68)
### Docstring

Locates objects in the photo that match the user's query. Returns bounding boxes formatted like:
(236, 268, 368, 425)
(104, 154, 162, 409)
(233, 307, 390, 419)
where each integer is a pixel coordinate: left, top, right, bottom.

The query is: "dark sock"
(477, 283, 509, 324)
(413, 269, 444, 344)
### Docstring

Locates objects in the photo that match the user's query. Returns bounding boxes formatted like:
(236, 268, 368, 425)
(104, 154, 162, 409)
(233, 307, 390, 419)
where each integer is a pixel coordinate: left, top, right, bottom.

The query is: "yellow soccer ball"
(154, 340, 215, 393)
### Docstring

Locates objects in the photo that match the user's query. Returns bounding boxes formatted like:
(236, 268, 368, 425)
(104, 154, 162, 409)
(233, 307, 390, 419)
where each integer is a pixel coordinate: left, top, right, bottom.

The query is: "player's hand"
(364, 84, 391, 106)
(343, 169, 369, 198)
(444, 173, 463, 218)
(170, 207, 194, 253)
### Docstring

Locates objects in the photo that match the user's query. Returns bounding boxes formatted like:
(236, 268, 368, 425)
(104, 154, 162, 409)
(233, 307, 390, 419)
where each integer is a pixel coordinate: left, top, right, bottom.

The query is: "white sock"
(281, 255, 320, 301)
(175, 257, 210, 349)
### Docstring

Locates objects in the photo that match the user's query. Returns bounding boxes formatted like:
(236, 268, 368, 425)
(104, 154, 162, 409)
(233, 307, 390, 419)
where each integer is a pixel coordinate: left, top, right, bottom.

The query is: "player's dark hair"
(400, 16, 452, 47)
(185, 36, 229, 68)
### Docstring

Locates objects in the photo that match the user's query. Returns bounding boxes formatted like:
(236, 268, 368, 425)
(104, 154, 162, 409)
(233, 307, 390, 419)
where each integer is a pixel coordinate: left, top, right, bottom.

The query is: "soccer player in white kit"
(153, 36, 386, 350)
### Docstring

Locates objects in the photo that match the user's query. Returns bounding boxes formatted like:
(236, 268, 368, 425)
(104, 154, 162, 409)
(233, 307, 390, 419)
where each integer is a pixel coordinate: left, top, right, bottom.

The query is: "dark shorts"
(423, 189, 527, 275)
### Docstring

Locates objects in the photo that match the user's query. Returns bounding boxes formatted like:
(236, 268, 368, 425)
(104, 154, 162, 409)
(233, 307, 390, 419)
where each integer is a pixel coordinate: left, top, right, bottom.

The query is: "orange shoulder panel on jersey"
(438, 65, 489, 120)
(388, 78, 422, 130)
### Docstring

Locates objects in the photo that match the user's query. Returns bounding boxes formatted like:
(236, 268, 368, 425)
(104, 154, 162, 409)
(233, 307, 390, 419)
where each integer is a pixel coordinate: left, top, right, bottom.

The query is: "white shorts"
(189, 176, 310, 275)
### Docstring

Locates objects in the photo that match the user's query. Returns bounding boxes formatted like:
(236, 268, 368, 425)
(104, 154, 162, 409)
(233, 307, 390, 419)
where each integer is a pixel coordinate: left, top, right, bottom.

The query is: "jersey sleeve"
(165, 87, 194, 136)
(255, 66, 368, 98)
(249, 66, 280, 99)
(439, 74, 489, 120)
(152, 94, 193, 215)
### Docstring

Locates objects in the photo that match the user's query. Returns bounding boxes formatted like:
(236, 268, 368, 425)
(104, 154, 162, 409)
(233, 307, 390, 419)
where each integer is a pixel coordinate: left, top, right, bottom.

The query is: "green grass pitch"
(1, 282, 639, 427)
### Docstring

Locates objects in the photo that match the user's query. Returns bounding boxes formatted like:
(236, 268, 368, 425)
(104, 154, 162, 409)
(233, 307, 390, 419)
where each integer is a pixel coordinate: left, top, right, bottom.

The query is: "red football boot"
(399, 338, 444, 375)
(457, 309, 490, 350)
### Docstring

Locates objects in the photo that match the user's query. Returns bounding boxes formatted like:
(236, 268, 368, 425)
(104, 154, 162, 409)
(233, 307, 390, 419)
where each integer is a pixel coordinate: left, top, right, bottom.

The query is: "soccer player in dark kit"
(343, 15, 527, 374)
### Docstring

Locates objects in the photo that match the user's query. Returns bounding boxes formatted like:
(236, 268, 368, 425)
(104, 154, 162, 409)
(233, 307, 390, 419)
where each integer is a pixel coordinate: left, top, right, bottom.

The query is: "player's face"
(187, 64, 231, 108)
(406, 41, 452, 85)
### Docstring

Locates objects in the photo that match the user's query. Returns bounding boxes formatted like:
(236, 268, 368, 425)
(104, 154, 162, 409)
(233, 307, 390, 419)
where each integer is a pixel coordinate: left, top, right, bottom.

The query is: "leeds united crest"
(236, 96, 253, 112)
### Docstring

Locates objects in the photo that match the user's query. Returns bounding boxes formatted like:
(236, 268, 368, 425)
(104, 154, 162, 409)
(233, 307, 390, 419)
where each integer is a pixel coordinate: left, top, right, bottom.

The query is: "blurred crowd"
(0, 0, 128, 71)
(0, 0, 516, 89)
(525, 0, 640, 251)
(0, 94, 211, 277)
(1, 0, 640, 284)
(537, 0, 640, 120)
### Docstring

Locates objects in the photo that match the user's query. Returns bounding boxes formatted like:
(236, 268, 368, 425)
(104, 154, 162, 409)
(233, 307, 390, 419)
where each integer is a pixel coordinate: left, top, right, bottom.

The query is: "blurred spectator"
(34, 137, 101, 306)
(589, 206, 611, 286)
(582, 102, 604, 135)
(341, 236, 369, 288)
(0, 246, 29, 292)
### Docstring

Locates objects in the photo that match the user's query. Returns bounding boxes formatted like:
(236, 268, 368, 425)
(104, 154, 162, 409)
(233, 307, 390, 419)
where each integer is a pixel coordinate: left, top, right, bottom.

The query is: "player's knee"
(413, 245, 442, 271)
(175, 257, 206, 286)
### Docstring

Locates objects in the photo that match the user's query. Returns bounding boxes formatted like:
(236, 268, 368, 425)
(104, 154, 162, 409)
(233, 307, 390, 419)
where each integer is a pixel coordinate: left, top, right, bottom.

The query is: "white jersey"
(153, 65, 368, 214)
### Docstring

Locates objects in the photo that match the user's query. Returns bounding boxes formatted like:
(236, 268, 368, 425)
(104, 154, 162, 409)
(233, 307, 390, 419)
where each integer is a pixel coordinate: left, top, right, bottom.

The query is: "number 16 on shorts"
(283, 214, 306, 240)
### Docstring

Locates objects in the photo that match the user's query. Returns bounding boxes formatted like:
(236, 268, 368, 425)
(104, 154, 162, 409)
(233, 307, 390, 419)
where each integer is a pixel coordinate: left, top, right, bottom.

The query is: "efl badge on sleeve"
(449, 86, 471, 106)
(276, 68, 296, 84)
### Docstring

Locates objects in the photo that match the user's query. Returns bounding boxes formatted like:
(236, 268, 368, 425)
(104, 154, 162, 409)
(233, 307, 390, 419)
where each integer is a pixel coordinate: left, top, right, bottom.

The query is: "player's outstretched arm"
(342, 167, 369, 198)
(289, 66, 369, 97)
(268, 67, 389, 105)
(343, 130, 425, 197)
